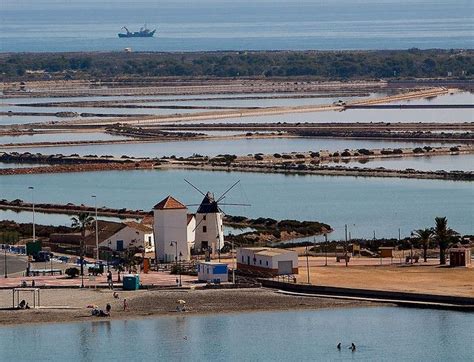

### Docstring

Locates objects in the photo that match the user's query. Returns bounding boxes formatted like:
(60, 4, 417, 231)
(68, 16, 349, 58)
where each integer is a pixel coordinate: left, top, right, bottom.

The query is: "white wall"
(154, 208, 190, 262)
(187, 215, 196, 249)
(197, 263, 228, 282)
(99, 226, 146, 251)
(144, 232, 154, 252)
(194, 212, 224, 253)
(237, 248, 298, 269)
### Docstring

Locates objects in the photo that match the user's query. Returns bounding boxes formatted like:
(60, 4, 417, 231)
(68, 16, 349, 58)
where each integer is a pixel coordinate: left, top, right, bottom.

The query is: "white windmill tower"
(185, 179, 249, 258)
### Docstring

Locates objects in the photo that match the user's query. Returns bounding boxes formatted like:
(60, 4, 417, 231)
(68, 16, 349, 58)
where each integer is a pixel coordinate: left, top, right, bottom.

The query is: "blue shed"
(197, 262, 229, 283)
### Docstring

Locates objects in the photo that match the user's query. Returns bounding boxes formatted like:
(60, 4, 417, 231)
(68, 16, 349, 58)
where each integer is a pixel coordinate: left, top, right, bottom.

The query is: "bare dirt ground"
(0, 288, 377, 326)
(295, 256, 474, 297)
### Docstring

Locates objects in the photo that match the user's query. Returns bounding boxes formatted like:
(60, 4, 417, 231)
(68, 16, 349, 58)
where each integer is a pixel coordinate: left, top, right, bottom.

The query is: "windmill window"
(266, 261, 269, 266)
(203, 226, 207, 233)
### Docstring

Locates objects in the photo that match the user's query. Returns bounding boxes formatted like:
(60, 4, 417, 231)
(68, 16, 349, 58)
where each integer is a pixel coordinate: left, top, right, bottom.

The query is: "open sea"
(1, 0, 473, 52)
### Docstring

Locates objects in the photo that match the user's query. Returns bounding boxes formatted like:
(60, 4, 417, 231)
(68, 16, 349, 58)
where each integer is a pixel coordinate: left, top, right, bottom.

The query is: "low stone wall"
(260, 279, 474, 306)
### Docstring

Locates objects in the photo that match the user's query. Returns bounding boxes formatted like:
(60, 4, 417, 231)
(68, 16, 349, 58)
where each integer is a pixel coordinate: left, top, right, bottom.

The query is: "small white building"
(194, 192, 224, 254)
(95, 221, 154, 253)
(237, 247, 298, 276)
(153, 196, 194, 263)
(197, 261, 228, 283)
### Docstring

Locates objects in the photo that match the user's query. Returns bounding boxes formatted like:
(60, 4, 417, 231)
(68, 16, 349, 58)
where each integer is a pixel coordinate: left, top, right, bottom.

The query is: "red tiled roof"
(84, 220, 126, 246)
(141, 215, 154, 226)
(187, 214, 195, 225)
(153, 196, 187, 210)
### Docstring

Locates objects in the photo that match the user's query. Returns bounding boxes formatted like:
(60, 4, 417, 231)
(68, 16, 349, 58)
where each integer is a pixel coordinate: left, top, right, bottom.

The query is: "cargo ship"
(118, 25, 156, 38)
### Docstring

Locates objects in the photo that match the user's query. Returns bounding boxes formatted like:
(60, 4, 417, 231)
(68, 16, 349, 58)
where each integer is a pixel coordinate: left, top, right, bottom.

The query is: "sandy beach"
(0, 288, 378, 326)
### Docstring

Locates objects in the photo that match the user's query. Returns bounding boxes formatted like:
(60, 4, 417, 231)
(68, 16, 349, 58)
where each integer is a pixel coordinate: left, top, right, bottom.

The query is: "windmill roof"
(197, 192, 220, 213)
(153, 196, 187, 210)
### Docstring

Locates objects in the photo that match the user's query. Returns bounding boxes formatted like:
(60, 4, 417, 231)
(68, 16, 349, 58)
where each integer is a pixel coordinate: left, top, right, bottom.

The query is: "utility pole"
(324, 233, 328, 267)
(3, 245, 7, 278)
(28, 187, 35, 244)
(344, 224, 348, 267)
(92, 195, 99, 261)
(232, 239, 235, 284)
(305, 245, 310, 284)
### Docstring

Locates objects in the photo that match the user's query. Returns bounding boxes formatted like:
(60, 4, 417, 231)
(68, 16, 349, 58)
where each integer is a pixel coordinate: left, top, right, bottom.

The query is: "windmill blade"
(192, 215, 206, 232)
(216, 180, 240, 202)
(184, 179, 206, 196)
(219, 203, 251, 207)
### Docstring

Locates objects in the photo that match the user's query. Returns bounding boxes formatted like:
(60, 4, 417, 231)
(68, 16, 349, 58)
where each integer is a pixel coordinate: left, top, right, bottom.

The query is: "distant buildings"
(49, 220, 154, 256)
(237, 247, 298, 276)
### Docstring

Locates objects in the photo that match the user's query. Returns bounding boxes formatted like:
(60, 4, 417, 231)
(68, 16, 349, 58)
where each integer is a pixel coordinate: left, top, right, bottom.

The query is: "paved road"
(0, 253, 27, 277)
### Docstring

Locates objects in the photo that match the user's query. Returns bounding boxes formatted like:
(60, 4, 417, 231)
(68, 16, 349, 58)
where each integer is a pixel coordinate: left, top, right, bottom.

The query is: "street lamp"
(324, 233, 328, 267)
(28, 187, 35, 244)
(170, 241, 178, 265)
(305, 245, 310, 284)
(178, 251, 183, 287)
(3, 243, 7, 278)
(169, 241, 181, 286)
(92, 195, 99, 261)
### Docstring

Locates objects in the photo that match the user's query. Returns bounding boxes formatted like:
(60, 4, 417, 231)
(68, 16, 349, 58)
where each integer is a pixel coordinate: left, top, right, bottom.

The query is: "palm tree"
(71, 212, 94, 278)
(432, 217, 457, 265)
(413, 228, 433, 262)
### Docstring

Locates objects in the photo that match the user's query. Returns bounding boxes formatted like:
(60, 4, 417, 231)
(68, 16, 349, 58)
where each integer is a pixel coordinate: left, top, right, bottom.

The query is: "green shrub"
(65, 267, 79, 278)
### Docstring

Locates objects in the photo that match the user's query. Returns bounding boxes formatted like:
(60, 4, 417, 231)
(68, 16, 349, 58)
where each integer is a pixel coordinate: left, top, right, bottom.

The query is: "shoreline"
(0, 288, 381, 327)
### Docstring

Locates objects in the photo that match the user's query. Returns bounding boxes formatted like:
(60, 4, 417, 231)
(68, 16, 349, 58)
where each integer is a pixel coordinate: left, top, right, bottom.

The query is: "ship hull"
(118, 30, 156, 38)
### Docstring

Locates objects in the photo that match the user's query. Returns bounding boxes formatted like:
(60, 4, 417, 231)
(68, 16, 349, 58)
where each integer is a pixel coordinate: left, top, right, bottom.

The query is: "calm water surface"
(1, 169, 472, 239)
(5, 137, 458, 158)
(1, 0, 472, 51)
(0, 132, 129, 144)
(0, 210, 138, 226)
(0, 307, 472, 361)
(184, 107, 473, 124)
(327, 153, 474, 172)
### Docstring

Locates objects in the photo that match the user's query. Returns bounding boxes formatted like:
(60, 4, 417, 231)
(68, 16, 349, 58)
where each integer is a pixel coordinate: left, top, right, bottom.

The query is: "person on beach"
(105, 303, 111, 316)
(107, 270, 114, 290)
(123, 298, 128, 311)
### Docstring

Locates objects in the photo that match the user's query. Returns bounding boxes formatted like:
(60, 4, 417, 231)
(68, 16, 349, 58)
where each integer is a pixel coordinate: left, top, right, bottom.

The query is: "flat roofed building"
(237, 247, 298, 276)
(197, 261, 228, 283)
(449, 247, 472, 267)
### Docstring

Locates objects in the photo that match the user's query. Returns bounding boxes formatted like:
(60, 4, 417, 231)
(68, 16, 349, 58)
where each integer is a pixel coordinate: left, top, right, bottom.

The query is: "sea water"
(0, 307, 472, 361)
(1, 0, 473, 52)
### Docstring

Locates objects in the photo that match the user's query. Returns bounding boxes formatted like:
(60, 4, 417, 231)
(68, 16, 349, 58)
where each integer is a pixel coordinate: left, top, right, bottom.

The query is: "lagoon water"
(1, 0, 473, 52)
(0, 132, 129, 144)
(0, 307, 473, 361)
(184, 107, 474, 125)
(0, 209, 138, 227)
(327, 153, 474, 172)
(1, 169, 472, 239)
(5, 137, 458, 158)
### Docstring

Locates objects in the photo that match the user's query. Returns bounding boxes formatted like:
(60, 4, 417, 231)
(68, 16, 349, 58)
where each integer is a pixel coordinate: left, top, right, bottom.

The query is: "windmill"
(184, 179, 250, 259)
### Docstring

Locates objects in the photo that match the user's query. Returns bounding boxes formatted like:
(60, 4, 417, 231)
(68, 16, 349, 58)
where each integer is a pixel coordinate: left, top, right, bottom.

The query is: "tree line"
(0, 49, 472, 81)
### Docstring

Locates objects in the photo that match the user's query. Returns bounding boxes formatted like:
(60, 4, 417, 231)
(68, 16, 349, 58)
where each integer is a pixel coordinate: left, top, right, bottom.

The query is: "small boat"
(118, 25, 156, 38)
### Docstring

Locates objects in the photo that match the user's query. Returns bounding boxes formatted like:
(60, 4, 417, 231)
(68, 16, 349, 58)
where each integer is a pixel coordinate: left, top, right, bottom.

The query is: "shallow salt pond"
(4, 137, 459, 158)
